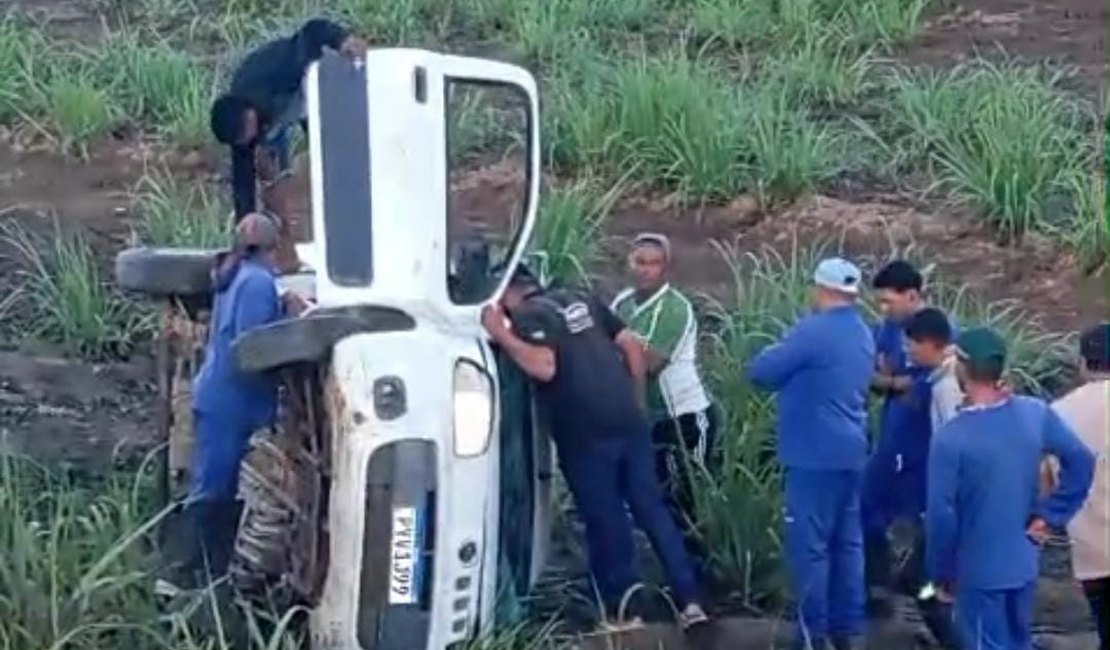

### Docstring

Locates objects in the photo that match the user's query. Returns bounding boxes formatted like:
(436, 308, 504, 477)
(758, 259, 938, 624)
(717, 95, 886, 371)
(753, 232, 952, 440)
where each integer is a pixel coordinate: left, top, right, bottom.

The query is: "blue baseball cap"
(814, 257, 862, 295)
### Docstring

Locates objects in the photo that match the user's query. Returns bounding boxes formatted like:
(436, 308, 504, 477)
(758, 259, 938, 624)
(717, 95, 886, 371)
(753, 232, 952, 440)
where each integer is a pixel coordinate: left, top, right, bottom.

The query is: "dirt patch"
(0, 351, 158, 472)
(904, 0, 1107, 98)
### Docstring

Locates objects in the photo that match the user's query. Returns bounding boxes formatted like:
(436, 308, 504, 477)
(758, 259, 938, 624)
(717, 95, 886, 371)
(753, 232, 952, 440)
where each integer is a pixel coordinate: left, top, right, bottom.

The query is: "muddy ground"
(0, 0, 1105, 647)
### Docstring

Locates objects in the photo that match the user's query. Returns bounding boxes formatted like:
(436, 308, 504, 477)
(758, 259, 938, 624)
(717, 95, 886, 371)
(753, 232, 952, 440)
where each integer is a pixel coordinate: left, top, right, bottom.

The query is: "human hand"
(890, 375, 912, 392)
(877, 353, 892, 376)
(481, 302, 510, 340)
(282, 291, 313, 316)
(1026, 517, 1049, 545)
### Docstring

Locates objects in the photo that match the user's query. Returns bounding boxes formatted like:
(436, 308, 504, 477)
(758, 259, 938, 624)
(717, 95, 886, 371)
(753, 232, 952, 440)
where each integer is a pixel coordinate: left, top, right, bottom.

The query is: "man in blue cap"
(749, 257, 875, 650)
(925, 327, 1095, 650)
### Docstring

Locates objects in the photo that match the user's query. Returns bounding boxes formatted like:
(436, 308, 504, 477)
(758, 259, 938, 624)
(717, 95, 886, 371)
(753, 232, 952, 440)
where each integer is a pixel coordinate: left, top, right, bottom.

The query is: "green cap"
(956, 327, 1007, 365)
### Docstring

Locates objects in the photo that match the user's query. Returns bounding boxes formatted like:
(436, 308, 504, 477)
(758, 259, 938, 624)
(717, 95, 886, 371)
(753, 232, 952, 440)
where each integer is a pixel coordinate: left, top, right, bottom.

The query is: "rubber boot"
(195, 499, 244, 582)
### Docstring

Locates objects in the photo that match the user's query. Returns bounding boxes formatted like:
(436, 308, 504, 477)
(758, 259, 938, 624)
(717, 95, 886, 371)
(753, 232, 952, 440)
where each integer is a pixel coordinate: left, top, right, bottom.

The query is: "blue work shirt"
(748, 304, 876, 470)
(193, 256, 282, 429)
(873, 311, 959, 471)
(926, 396, 1095, 590)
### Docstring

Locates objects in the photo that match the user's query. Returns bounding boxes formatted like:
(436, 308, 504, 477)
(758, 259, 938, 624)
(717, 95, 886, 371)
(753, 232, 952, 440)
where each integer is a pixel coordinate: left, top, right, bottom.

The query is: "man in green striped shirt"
(612, 233, 717, 567)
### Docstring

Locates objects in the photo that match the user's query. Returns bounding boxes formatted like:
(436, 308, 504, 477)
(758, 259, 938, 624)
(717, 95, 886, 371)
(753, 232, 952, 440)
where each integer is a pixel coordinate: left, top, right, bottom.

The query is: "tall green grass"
(874, 62, 1095, 240)
(100, 34, 218, 147)
(545, 49, 848, 205)
(530, 179, 621, 287)
(0, 453, 309, 650)
(133, 171, 231, 248)
(0, 220, 149, 359)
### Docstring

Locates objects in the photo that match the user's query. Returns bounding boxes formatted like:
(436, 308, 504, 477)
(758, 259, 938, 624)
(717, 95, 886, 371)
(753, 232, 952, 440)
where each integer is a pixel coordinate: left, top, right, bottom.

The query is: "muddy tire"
(233, 307, 416, 373)
(115, 247, 222, 298)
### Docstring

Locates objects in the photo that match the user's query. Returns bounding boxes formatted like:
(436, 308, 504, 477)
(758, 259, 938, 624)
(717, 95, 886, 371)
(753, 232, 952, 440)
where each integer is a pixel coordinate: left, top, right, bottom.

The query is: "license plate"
(388, 506, 421, 605)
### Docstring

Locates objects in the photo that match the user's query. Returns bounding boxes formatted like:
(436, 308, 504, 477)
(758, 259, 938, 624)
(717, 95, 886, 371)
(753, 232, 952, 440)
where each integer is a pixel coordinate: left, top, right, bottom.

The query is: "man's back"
(229, 18, 348, 123)
(929, 396, 1049, 589)
(749, 305, 875, 469)
(1052, 380, 1110, 581)
(510, 288, 645, 443)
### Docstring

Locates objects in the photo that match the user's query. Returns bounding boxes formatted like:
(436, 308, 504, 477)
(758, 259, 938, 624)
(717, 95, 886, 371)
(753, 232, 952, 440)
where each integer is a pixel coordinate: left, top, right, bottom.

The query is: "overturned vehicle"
(116, 49, 555, 649)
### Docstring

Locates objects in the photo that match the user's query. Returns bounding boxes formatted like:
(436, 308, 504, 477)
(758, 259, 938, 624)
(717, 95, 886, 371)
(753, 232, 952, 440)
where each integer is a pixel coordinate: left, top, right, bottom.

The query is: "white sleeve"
(932, 377, 963, 429)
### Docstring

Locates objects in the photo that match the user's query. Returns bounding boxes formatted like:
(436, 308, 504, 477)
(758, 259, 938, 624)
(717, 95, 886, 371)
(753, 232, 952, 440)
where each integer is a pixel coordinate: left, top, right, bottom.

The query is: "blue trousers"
(861, 449, 926, 588)
(189, 410, 255, 503)
(558, 429, 701, 612)
(784, 467, 866, 647)
(955, 583, 1035, 650)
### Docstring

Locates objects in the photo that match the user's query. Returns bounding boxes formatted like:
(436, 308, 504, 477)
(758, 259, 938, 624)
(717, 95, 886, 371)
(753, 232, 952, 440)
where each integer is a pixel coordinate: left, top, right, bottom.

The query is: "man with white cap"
(748, 257, 876, 650)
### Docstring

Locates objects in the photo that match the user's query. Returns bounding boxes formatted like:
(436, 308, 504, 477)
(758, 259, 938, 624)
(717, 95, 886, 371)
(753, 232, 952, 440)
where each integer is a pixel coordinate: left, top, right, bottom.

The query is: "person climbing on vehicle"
(748, 257, 875, 650)
(862, 260, 957, 616)
(924, 327, 1095, 650)
(1048, 323, 1110, 650)
(158, 213, 308, 596)
(610, 232, 717, 575)
(209, 17, 367, 270)
(482, 264, 711, 633)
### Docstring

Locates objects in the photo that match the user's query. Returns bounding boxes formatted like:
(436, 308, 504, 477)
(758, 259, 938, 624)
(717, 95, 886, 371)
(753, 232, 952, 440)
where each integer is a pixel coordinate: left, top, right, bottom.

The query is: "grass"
(0, 452, 313, 650)
(872, 61, 1096, 240)
(529, 178, 622, 287)
(133, 170, 231, 248)
(0, 219, 150, 359)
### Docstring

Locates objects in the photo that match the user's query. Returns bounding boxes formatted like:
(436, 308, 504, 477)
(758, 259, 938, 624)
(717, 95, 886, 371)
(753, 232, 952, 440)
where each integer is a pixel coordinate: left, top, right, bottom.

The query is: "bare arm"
(616, 329, 649, 410)
(483, 304, 556, 382)
(491, 326, 555, 382)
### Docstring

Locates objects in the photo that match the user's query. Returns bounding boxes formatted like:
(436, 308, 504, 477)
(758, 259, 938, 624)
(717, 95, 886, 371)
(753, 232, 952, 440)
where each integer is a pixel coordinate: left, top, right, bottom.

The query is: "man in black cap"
(481, 266, 709, 631)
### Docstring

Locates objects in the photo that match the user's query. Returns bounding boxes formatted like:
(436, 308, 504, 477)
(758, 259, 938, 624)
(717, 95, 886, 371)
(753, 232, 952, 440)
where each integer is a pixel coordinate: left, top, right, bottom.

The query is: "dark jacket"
(227, 18, 349, 218)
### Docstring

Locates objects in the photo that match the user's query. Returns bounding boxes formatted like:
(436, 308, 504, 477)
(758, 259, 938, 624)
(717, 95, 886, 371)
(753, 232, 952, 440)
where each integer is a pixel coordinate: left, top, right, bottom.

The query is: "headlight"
(453, 360, 494, 458)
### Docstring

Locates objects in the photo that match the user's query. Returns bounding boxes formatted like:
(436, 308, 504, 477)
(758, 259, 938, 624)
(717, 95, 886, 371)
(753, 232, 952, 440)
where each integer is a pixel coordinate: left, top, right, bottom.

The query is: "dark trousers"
(558, 429, 701, 613)
(1083, 577, 1110, 650)
(783, 468, 866, 648)
(651, 406, 718, 570)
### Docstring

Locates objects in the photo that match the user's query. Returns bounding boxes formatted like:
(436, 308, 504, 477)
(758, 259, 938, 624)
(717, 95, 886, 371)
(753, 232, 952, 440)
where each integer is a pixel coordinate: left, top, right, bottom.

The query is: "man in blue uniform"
(482, 266, 710, 631)
(159, 213, 306, 594)
(863, 260, 956, 614)
(748, 257, 875, 650)
(925, 328, 1095, 650)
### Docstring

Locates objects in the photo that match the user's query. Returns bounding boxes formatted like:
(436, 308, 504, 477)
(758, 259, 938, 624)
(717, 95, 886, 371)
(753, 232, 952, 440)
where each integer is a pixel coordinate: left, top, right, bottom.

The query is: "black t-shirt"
(508, 288, 647, 444)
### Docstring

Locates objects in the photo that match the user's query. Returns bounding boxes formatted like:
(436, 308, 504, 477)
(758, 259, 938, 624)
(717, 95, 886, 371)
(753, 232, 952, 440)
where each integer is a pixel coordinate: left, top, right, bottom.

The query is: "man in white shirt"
(611, 233, 716, 571)
(1049, 323, 1110, 650)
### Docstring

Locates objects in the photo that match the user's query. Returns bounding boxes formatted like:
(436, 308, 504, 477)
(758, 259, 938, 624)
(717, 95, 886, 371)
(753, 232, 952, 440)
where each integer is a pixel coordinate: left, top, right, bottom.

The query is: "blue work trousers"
(784, 467, 866, 648)
(861, 449, 926, 588)
(189, 409, 256, 503)
(558, 429, 701, 613)
(955, 582, 1035, 650)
